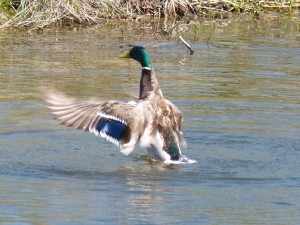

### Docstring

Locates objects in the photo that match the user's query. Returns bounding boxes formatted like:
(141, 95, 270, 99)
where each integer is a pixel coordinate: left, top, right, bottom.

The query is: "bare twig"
(179, 36, 194, 55)
(206, 22, 215, 45)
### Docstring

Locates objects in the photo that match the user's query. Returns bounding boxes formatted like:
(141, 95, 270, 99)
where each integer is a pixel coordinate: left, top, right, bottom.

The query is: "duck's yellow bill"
(118, 52, 130, 58)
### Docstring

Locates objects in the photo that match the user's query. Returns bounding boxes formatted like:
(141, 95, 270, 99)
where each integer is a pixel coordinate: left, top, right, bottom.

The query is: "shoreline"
(0, 0, 299, 30)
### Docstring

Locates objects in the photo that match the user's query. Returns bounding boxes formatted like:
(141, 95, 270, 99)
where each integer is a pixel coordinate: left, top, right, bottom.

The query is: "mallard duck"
(44, 46, 189, 162)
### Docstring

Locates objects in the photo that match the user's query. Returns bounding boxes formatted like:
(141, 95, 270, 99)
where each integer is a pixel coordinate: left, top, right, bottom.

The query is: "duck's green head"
(119, 46, 152, 68)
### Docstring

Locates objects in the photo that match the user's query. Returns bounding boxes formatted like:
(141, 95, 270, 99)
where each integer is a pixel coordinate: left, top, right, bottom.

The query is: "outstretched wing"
(43, 90, 145, 155)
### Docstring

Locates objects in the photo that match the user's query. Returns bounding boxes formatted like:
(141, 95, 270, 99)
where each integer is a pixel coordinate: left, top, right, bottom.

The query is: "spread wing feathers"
(170, 102, 187, 150)
(156, 99, 187, 150)
(43, 90, 145, 155)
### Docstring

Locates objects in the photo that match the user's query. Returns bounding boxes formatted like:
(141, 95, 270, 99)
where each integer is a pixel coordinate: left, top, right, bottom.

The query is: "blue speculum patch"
(95, 118, 127, 141)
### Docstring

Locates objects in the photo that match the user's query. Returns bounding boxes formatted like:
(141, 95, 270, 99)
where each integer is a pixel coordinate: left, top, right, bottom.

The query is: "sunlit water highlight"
(0, 16, 300, 224)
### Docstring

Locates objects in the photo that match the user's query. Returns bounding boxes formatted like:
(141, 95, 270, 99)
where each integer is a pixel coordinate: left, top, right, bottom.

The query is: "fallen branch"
(179, 36, 194, 55)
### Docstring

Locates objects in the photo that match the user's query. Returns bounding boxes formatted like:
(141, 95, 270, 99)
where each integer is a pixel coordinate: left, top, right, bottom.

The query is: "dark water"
(0, 16, 300, 224)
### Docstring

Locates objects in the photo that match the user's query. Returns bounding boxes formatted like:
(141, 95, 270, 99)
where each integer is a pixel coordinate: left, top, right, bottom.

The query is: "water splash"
(164, 155, 197, 165)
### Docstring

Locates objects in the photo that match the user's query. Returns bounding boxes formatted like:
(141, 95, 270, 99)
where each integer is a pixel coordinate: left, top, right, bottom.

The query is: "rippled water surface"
(0, 16, 300, 224)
